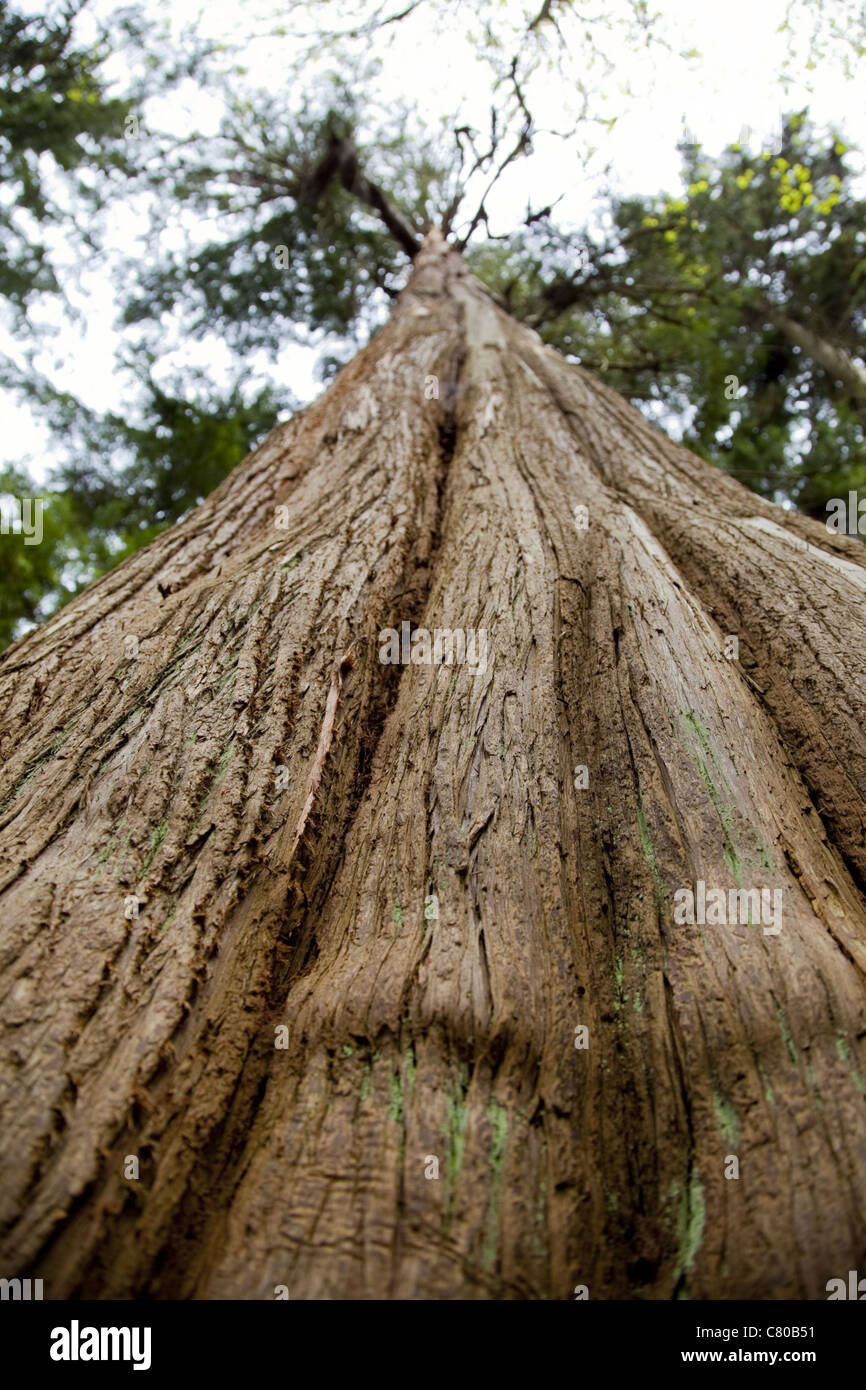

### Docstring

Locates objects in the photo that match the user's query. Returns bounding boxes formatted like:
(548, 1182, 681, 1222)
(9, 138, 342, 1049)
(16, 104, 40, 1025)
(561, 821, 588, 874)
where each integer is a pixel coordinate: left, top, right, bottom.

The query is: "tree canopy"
(1, 0, 865, 647)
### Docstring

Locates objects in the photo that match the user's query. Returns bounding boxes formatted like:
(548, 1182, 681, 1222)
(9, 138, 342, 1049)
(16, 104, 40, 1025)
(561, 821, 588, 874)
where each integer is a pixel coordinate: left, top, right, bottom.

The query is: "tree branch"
(305, 133, 421, 259)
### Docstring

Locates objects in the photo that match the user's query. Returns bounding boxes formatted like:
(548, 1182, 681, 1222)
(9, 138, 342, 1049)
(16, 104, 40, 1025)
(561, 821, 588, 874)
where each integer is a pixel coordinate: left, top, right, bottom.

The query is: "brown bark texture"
(1, 231, 866, 1301)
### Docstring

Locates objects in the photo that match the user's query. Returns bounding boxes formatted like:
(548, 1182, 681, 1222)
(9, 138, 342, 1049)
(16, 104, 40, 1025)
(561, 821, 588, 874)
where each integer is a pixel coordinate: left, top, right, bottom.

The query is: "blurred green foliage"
(0, 465, 83, 645)
(0, 0, 134, 318)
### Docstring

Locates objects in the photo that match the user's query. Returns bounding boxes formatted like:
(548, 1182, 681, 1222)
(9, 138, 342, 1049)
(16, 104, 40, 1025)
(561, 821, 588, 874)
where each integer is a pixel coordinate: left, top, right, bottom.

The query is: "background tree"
(0, 0, 134, 326)
(0, 0, 216, 642)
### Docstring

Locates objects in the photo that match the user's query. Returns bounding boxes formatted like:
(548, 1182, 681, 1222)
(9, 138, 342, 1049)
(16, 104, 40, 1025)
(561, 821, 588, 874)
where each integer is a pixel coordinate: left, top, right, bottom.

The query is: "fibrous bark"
(1, 230, 866, 1300)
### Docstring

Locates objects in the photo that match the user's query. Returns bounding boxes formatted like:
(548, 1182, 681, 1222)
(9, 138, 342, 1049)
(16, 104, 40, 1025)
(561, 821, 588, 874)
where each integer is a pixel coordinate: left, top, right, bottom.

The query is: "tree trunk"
(2, 230, 866, 1301)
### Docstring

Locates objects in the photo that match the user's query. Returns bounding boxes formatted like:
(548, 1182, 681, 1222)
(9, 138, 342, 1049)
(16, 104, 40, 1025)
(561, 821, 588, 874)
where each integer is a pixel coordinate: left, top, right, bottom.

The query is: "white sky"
(4, 0, 865, 482)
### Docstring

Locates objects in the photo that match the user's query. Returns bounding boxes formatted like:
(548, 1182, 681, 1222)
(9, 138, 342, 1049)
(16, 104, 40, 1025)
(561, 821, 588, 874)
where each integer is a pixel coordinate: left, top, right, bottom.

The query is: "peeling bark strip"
(291, 648, 355, 856)
(1, 231, 866, 1300)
